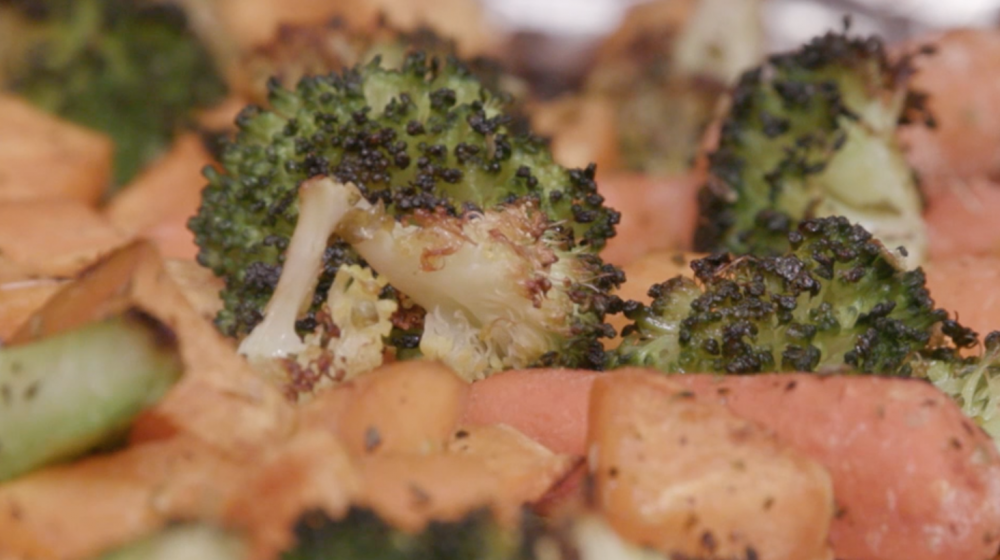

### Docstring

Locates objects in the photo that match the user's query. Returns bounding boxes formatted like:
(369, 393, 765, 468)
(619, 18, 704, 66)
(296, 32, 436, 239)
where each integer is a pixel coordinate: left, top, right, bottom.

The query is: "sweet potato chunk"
(105, 134, 214, 260)
(0, 436, 243, 560)
(0, 200, 128, 277)
(590, 370, 835, 560)
(0, 95, 113, 205)
(676, 374, 1000, 560)
(298, 360, 468, 457)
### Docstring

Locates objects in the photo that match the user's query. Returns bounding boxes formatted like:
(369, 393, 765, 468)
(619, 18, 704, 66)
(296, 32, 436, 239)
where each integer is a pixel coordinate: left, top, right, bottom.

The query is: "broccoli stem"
(237, 177, 359, 359)
(0, 311, 182, 482)
(96, 525, 246, 560)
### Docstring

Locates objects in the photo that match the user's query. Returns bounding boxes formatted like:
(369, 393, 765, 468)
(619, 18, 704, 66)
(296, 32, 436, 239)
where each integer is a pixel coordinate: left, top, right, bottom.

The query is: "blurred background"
(482, 0, 1000, 95)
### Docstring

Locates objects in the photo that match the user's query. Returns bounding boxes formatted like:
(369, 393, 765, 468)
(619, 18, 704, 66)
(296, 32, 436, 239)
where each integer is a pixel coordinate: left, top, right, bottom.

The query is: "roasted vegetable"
(190, 53, 624, 390)
(611, 217, 974, 375)
(693, 28, 930, 264)
(0, 0, 227, 185)
(0, 310, 182, 481)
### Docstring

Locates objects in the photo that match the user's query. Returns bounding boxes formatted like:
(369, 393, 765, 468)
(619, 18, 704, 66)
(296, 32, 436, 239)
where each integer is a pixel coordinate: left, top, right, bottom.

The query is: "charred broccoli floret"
(0, 0, 227, 185)
(189, 54, 623, 390)
(693, 27, 931, 264)
(284, 507, 665, 560)
(611, 216, 974, 375)
(285, 508, 526, 560)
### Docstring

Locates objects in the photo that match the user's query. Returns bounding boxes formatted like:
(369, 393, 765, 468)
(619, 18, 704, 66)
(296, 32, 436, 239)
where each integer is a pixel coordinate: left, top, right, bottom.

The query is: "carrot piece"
(590, 370, 835, 560)
(462, 368, 599, 456)
(673, 373, 1000, 560)
(298, 360, 469, 457)
(0, 200, 128, 278)
(0, 95, 113, 206)
(104, 134, 213, 261)
(924, 254, 1000, 338)
(599, 172, 701, 266)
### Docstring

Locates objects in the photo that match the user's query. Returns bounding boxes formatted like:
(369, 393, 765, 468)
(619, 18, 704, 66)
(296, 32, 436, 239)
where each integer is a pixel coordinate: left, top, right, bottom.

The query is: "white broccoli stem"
(238, 177, 357, 359)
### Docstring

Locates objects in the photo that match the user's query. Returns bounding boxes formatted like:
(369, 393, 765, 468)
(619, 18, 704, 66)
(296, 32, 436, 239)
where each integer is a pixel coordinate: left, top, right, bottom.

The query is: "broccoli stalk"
(610, 217, 974, 375)
(240, 177, 619, 385)
(96, 524, 246, 560)
(0, 311, 182, 482)
(693, 28, 931, 264)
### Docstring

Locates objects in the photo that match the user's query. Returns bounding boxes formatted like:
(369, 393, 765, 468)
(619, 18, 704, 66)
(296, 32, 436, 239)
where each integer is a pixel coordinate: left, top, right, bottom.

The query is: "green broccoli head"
(0, 0, 227, 186)
(283, 506, 666, 560)
(189, 54, 624, 389)
(611, 216, 975, 375)
(693, 28, 931, 263)
(284, 507, 529, 560)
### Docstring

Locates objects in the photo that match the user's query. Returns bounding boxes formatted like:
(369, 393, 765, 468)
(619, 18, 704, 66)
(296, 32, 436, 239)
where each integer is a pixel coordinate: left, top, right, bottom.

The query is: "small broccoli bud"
(611, 217, 969, 376)
(693, 28, 930, 265)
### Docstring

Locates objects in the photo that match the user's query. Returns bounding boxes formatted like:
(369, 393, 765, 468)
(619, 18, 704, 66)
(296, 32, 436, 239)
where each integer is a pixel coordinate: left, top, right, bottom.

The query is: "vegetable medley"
(1, 1, 1000, 560)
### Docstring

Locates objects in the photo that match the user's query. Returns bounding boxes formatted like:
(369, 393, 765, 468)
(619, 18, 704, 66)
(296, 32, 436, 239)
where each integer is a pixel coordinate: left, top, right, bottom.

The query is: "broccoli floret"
(0, 0, 227, 185)
(693, 27, 932, 264)
(284, 507, 666, 560)
(610, 216, 974, 375)
(915, 333, 1000, 447)
(189, 54, 623, 389)
(285, 507, 527, 560)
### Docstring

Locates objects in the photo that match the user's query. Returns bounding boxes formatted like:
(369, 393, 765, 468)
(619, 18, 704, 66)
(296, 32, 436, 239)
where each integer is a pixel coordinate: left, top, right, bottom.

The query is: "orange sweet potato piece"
(599, 173, 701, 266)
(0, 278, 64, 342)
(223, 430, 361, 560)
(0, 95, 113, 205)
(104, 134, 214, 260)
(445, 423, 578, 507)
(462, 368, 600, 456)
(0, 200, 128, 278)
(0, 435, 244, 560)
(924, 254, 1000, 338)
(590, 370, 835, 560)
(898, 29, 1000, 183)
(298, 360, 468, 457)
(924, 175, 1000, 260)
(675, 374, 1000, 560)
